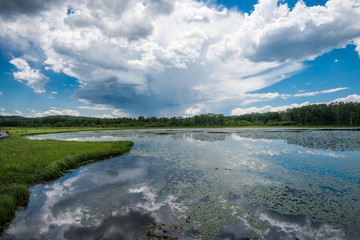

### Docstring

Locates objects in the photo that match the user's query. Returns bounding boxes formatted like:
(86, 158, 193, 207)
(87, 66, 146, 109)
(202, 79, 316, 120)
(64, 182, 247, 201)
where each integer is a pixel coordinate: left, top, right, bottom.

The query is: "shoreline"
(1, 126, 359, 232)
(0, 128, 133, 231)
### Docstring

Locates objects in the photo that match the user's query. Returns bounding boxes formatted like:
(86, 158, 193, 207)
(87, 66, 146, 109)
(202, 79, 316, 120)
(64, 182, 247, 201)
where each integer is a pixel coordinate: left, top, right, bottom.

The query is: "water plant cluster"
(129, 129, 360, 239)
(1, 129, 359, 239)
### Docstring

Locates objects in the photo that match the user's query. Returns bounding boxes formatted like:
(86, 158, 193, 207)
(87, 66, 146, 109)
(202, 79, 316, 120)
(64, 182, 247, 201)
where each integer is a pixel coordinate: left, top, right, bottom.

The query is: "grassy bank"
(0, 128, 133, 229)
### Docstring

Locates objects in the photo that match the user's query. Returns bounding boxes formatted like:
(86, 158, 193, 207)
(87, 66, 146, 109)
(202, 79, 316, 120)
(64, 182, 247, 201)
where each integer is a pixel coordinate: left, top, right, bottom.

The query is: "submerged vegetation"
(1, 102, 359, 128)
(0, 128, 133, 229)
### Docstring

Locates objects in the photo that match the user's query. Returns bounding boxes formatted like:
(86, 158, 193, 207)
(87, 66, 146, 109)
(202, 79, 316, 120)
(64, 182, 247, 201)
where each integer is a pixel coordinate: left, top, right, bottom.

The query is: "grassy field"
(0, 128, 133, 229)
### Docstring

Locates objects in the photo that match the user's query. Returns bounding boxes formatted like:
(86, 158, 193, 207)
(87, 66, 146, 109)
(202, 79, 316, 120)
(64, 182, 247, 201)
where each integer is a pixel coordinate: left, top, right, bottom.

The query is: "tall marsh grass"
(0, 185, 29, 227)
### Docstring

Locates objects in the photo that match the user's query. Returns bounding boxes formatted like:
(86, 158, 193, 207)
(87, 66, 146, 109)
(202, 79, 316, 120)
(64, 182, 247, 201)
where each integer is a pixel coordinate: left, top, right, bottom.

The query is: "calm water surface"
(2, 128, 360, 239)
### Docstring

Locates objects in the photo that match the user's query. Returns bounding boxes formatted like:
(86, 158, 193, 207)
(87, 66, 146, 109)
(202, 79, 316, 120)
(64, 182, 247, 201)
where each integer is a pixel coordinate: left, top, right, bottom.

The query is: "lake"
(2, 128, 360, 239)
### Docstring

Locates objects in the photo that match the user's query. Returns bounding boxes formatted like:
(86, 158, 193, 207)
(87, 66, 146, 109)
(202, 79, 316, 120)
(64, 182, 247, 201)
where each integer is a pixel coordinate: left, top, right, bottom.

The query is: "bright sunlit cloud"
(231, 102, 311, 115)
(231, 93, 360, 115)
(333, 94, 360, 103)
(34, 107, 80, 117)
(0, 0, 360, 116)
(9, 58, 49, 93)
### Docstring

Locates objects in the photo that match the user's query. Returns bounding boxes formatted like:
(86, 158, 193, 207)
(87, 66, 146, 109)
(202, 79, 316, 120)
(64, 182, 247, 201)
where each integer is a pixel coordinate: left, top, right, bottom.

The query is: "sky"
(0, 0, 360, 118)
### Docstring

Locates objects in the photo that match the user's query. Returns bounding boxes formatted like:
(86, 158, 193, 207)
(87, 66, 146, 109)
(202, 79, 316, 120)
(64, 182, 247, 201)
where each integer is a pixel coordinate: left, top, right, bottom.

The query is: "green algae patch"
(0, 128, 133, 230)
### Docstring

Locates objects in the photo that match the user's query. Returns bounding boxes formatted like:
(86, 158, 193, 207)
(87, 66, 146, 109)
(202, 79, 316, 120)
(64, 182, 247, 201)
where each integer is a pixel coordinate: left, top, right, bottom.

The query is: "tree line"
(0, 102, 359, 128)
(230, 102, 360, 126)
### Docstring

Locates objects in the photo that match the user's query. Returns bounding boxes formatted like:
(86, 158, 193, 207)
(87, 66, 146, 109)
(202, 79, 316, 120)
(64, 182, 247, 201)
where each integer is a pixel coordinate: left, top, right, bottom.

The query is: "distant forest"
(1, 102, 359, 128)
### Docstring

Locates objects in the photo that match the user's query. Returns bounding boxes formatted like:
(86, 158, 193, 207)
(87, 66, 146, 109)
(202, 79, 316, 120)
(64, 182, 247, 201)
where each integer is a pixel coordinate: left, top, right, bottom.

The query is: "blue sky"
(0, 0, 360, 118)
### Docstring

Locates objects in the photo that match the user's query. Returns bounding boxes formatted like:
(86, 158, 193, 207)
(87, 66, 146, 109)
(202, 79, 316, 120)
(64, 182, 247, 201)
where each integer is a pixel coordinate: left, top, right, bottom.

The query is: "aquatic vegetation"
(145, 222, 181, 239)
(130, 129, 360, 239)
(3, 128, 360, 239)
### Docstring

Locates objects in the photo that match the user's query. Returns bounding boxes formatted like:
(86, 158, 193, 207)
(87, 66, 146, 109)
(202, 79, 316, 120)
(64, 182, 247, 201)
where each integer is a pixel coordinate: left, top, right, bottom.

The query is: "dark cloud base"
(0, 0, 63, 18)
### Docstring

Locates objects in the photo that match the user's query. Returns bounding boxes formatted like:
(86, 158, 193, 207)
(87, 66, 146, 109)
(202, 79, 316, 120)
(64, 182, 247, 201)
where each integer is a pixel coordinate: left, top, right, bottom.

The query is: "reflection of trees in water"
(31, 128, 360, 151)
(112, 130, 229, 142)
(160, 128, 360, 150)
(177, 132, 227, 142)
(20, 128, 360, 239)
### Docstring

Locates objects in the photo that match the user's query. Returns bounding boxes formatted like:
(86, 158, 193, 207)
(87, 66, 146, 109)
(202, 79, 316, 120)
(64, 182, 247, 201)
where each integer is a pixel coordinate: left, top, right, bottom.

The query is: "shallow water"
(2, 128, 360, 239)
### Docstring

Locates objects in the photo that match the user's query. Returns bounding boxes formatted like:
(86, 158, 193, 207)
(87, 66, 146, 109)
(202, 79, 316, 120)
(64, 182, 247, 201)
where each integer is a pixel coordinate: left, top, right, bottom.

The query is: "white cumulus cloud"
(332, 94, 360, 103)
(93, 109, 131, 119)
(9, 58, 48, 93)
(231, 102, 311, 115)
(1, 0, 360, 115)
(185, 104, 206, 116)
(228, 87, 348, 109)
(78, 104, 112, 111)
(35, 107, 80, 117)
(0, 108, 23, 116)
(231, 93, 360, 115)
(353, 37, 360, 56)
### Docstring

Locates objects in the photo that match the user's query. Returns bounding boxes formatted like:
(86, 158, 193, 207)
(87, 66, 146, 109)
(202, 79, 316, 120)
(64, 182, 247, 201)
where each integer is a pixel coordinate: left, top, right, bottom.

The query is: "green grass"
(0, 185, 29, 228)
(0, 128, 133, 229)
